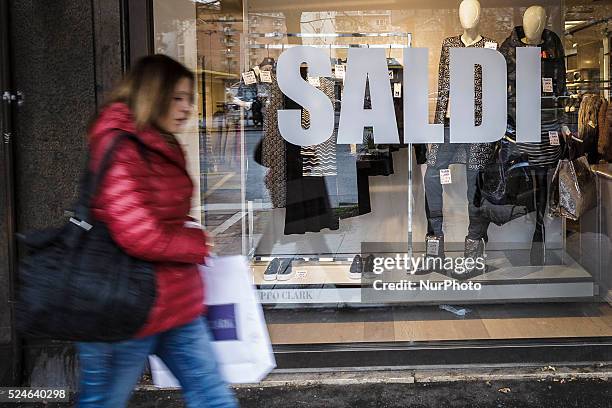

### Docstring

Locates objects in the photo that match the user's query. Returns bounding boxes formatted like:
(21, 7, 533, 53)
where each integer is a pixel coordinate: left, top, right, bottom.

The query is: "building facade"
(2, 0, 612, 387)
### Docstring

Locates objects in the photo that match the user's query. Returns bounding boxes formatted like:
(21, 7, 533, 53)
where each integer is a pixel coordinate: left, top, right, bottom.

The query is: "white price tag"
(260, 70, 272, 83)
(426, 239, 440, 256)
(548, 131, 560, 146)
(388, 70, 394, 79)
(485, 41, 498, 50)
(307, 76, 321, 87)
(296, 270, 307, 279)
(542, 78, 553, 93)
(561, 125, 571, 137)
(393, 82, 402, 98)
(439, 169, 452, 185)
(334, 64, 345, 80)
(588, 120, 596, 129)
(242, 71, 257, 85)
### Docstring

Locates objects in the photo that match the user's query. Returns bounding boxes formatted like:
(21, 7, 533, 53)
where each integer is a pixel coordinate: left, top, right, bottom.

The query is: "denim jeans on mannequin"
(77, 316, 238, 408)
(424, 161, 489, 240)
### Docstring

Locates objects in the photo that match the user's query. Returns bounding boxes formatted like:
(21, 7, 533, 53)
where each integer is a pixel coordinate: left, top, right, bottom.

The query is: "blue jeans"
(77, 317, 238, 408)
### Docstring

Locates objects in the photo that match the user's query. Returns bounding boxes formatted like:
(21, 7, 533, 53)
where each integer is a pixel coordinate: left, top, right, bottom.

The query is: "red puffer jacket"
(88, 102, 207, 338)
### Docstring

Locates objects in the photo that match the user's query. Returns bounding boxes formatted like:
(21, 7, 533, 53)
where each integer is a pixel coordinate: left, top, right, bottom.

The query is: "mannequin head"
(459, 0, 482, 30)
(523, 6, 547, 44)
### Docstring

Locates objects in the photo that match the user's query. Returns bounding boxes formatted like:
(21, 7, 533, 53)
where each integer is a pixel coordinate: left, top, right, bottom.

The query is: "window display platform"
(252, 249, 595, 304)
(264, 303, 612, 345)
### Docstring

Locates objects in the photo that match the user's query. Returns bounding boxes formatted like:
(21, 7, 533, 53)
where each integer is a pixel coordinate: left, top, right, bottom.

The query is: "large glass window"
(154, 0, 612, 351)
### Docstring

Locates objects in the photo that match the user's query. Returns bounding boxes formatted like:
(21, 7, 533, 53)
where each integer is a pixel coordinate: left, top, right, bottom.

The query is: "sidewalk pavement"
(10, 364, 612, 407)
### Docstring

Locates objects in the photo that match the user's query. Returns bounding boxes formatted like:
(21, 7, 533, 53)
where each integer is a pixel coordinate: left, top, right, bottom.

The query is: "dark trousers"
(424, 163, 489, 240)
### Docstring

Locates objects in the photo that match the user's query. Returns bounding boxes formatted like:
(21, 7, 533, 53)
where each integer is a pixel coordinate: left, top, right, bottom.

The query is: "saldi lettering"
(275, 46, 542, 147)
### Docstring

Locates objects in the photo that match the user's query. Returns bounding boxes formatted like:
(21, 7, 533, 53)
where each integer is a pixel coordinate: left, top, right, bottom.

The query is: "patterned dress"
(261, 73, 287, 208)
(300, 77, 338, 177)
(427, 35, 497, 171)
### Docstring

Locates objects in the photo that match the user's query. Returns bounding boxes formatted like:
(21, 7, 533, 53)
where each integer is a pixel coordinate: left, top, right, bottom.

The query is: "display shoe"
(530, 224, 546, 266)
(452, 237, 486, 281)
(362, 254, 376, 278)
(276, 258, 294, 281)
(423, 234, 445, 274)
(349, 255, 364, 280)
(263, 258, 280, 281)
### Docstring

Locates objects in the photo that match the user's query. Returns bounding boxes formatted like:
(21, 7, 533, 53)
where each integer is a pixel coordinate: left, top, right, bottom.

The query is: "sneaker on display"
(450, 236, 486, 281)
(263, 258, 280, 281)
(349, 254, 363, 280)
(362, 254, 376, 279)
(276, 258, 294, 281)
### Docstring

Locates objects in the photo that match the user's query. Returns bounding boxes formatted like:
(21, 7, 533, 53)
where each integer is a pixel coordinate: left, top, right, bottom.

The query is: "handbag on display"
(549, 139, 597, 220)
(150, 255, 276, 385)
(15, 133, 156, 342)
(475, 137, 536, 226)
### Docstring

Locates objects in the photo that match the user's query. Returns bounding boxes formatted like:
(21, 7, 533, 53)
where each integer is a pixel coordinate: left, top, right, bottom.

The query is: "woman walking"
(77, 54, 238, 408)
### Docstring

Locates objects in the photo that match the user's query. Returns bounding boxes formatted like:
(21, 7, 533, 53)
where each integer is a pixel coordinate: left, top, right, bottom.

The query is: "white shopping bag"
(150, 255, 276, 385)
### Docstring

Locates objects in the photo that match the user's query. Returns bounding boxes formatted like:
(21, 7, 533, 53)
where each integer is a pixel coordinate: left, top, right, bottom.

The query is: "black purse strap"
(75, 132, 149, 223)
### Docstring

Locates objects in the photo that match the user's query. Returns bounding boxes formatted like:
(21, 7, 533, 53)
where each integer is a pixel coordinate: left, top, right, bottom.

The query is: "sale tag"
(561, 125, 571, 137)
(242, 71, 257, 85)
(548, 131, 560, 145)
(426, 238, 440, 256)
(334, 64, 345, 80)
(393, 82, 402, 98)
(588, 120, 596, 128)
(485, 41, 498, 50)
(388, 70, 394, 79)
(439, 169, 452, 185)
(307, 76, 321, 87)
(260, 70, 272, 83)
(542, 78, 553, 93)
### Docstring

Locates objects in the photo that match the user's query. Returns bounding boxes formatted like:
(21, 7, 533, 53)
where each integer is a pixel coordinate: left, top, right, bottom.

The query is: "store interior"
(154, 0, 612, 345)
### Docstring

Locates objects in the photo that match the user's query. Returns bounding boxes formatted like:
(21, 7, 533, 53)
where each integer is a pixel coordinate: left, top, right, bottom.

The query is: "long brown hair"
(102, 54, 194, 131)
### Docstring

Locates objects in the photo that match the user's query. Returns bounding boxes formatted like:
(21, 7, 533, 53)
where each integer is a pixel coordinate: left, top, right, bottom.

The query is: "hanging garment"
(301, 77, 337, 177)
(261, 73, 287, 208)
(577, 94, 609, 163)
(427, 35, 497, 171)
(602, 101, 612, 162)
(356, 155, 395, 216)
(598, 98, 609, 162)
(283, 92, 340, 234)
(500, 27, 566, 168)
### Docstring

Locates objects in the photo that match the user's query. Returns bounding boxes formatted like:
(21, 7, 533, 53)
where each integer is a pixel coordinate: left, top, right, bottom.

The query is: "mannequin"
(459, 0, 483, 46)
(499, 5, 567, 265)
(522, 6, 547, 45)
(424, 0, 494, 279)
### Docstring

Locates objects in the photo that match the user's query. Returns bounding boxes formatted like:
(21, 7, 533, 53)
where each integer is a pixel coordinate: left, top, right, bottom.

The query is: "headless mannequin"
(522, 6, 549, 265)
